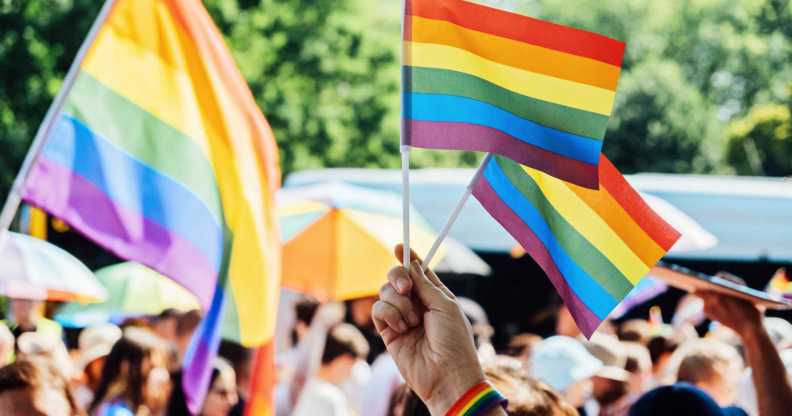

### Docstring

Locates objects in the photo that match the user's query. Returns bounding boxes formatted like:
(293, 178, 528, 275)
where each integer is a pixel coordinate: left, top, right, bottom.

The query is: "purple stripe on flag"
(472, 177, 601, 336)
(407, 120, 599, 189)
(21, 157, 216, 309)
(183, 281, 226, 414)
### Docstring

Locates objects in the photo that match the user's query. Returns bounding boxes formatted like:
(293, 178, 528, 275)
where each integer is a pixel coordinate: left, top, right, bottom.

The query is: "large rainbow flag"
(473, 156, 680, 336)
(403, 0, 625, 188)
(19, 0, 280, 412)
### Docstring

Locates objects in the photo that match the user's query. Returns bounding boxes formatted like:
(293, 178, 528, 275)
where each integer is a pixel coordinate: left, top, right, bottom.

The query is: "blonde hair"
(671, 340, 743, 384)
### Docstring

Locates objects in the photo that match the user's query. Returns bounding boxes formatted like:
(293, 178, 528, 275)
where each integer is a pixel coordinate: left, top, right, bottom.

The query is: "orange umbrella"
(279, 183, 443, 300)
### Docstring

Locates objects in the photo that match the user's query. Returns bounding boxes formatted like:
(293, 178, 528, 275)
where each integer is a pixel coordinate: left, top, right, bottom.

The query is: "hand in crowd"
(372, 245, 498, 415)
(698, 291, 763, 337)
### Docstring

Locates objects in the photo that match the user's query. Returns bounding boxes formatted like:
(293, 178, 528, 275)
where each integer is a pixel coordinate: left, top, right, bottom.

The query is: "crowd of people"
(0, 248, 791, 415)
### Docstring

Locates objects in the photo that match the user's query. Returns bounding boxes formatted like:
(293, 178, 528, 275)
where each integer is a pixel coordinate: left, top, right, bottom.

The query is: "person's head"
(622, 342, 653, 396)
(167, 359, 238, 416)
(531, 336, 602, 407)
(291, 297, 320, 346)
(348, 296, 377, 329)
(647, 334, 680, 379)
(618, 320, 652, 345)
(484, 357, 578, 416)
(89, 328, 173, 414)
(218, 340, 253, 400)
(505, 333, 543, 364)
(9, 298, 43, 327)
(584, 335, 631, 407)
(629, 384, 748, 416)
(152, 309, 181, 343)
(77, 324, 123, 391)
(175, 309, 202, 358)
(17, 332, 74, 379)
(0, 322, 15, 366)
(0, 359, 80, 416)
(319, 323, 369, 384)
(671, 340, 744, 406)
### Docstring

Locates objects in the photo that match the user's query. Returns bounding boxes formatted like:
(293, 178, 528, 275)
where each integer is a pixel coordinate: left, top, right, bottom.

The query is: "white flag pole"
(0, 0, 117, 238)
(422, 152, 493, 269)
(400, 0, 411, 268)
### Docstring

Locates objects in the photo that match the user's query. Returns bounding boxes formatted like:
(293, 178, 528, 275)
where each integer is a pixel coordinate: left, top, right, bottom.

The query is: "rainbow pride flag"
(19, 0, 280, 411)
(767, 268, 791, 299)
(473, 156, 680, 336)
(403, 0, 625, 188)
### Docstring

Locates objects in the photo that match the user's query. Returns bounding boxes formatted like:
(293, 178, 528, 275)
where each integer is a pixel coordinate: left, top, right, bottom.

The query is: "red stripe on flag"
(407, 0, 625, 67)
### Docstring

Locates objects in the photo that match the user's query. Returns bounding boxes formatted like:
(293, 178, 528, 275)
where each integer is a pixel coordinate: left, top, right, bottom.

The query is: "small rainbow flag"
(403, 0, 625, 188)
(19, 0, 280, 411)
(473, 156, 680, 336)
(767, 268, 791, 299)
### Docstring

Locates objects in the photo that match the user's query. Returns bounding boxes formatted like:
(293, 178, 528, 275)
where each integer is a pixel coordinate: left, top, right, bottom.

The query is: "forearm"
(742, 326, 792, 416)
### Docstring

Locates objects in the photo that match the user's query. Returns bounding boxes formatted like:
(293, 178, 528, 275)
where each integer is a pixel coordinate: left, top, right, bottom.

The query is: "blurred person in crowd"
(629, 384, 747, 416)
(118, 317, 151, 331)
(762, 317, 792, 350)
(583, 335, 632, 416)
(73, 324, 123, 410)
(291, 297, 320, 347)
(698, 291, 792, 416)
(531, 335, 601, 409)
(503, 333, 542, 366)
(168, 358, 239, 416)
(458, 297, 497, 362)
(647, 333, 680, 381)
(670, 339, 743, 406)
(175, 309, 202, 360)
(617, 320, 651, 346)
(621, 342, 653, 397)
(0, 359, 81, 416)
(218, 340, 253, 416)
(274, 301, 345, 416)
(485, 355, 578, 416)
(292, 323, 369, 416)
(347, 295, 384, 364)
(0, 322, 15, 366)
(89, 328, 173, 416)
(735, 348, 792, 416)
(17, 332, 74, 380)
(150, 309, 180, 344)
(4, 297, 62, 342)
(555, 304, 582, 338)
(360, 352, 403, 416)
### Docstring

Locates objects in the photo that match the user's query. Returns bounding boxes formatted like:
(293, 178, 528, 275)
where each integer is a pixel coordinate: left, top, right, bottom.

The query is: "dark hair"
(167, 359, 235, 415)
(321, 323, 369, 364)
(157, 308, 181, 321)
(176, 310, 203, 338)
(290, 298, 320, 346)
(0, 359, 81, 415)
(89, 329, 171, 414)
(167, 367, 223, 416)
(219, 340, 253, 376)
(648, 335, 679, 366)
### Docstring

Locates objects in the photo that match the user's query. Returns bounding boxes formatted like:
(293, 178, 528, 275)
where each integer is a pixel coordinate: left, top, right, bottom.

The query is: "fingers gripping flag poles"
(404, 0, 680, 337)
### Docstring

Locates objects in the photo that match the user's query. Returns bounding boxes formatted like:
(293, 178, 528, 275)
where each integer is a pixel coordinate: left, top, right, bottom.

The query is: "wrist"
(425, 368, 486, 415)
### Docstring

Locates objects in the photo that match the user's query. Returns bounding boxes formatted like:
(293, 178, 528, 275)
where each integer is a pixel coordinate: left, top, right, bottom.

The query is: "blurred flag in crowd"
(402, 0, 625, 188)
(18, 0, 281, 412)
(767, 268, 792, 299)
(472, 155, 680, 337)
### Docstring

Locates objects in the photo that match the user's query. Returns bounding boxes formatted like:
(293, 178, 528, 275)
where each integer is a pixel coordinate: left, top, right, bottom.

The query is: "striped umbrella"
(279, 182, 445, 300)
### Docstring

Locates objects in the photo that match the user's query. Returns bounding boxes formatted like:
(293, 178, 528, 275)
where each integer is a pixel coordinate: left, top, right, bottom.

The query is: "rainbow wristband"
(445, 381, 507, 416)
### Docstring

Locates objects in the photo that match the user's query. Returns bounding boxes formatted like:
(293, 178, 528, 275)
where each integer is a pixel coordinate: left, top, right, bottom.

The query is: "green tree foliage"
(726, 103, 792, 176)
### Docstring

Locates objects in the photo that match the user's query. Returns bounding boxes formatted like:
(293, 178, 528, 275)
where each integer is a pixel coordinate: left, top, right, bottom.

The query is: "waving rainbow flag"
(473, 156, 680, 336)
(19, 0, 280, 411)
(403, 0, 625, 188)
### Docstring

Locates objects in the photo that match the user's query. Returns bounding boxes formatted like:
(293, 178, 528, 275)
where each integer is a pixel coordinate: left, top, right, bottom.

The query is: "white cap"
(77, 323, 122, 371)
(530, 336, 603, 392)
